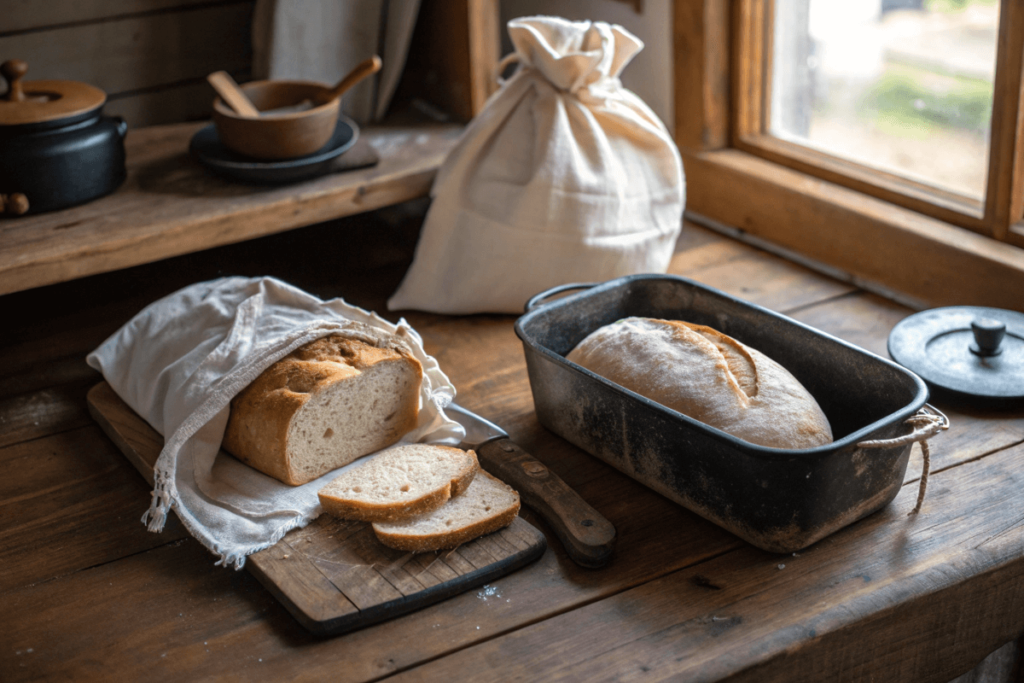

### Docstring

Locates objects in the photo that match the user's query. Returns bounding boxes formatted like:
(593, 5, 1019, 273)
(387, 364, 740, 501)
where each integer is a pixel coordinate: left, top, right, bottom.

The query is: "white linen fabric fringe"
(87, 276, 464, 569)
(388, 16, 685, 314)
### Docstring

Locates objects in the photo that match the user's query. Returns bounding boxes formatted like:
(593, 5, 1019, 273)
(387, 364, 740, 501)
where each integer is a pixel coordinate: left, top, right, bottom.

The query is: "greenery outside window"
(673, 0, 1024, 311)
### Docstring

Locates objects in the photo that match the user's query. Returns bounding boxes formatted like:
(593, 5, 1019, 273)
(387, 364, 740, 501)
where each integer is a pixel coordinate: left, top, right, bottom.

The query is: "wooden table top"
(1, 212, 1022, 683)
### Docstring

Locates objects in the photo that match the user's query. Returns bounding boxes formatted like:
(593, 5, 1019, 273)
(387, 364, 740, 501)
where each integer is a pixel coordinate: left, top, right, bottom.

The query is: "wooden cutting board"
(86, 382, 547, 636)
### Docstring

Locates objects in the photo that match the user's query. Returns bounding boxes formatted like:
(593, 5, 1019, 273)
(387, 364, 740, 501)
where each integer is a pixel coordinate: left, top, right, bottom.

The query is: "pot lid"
(888, 306, 1024, 400)
(0, 59, 106, 126)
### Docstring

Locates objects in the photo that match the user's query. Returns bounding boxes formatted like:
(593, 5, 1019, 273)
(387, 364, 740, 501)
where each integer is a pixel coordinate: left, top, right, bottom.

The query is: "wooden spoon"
(313, 55, 383, 106)
(207, 71, 260, 117)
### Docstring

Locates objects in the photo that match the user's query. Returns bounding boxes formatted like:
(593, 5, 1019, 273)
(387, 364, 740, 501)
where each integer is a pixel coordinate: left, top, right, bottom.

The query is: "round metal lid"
(888, 306, 1024, 399)
(0, 59, 106, 127)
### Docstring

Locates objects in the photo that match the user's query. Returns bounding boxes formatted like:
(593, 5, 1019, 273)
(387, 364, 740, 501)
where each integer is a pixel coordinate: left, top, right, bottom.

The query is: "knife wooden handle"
(477, 438, 616, 568)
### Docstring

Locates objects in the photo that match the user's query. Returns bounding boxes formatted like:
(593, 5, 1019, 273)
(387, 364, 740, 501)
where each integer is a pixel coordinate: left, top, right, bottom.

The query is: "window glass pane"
(770, 0, 999, 200)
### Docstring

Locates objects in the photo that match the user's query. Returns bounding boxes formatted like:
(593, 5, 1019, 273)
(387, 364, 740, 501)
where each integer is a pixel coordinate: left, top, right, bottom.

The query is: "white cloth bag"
(87, 276, 463, 569)
(388, 16, 685, 314)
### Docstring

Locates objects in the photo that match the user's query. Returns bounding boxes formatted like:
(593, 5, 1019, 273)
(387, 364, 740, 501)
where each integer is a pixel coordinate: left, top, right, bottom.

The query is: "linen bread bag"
(86, 276, 464, 569)
(388, 16, 685, 314)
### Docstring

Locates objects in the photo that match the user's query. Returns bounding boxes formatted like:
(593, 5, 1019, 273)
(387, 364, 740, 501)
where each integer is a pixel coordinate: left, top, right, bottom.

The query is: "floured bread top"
(287, 325, 419, 373)
(566, 317, 832, 449)
(236, 326, 421, 403)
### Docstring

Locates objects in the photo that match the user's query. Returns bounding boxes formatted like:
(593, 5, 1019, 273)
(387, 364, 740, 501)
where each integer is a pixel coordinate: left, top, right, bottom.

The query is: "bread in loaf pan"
(222, 332, 423, 485)
(566, 317, 833, 450)
(515, 274, 929, 553)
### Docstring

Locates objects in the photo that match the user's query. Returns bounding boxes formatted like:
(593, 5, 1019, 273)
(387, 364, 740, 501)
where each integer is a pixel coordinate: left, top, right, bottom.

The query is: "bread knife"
(447, 403, 616, 568)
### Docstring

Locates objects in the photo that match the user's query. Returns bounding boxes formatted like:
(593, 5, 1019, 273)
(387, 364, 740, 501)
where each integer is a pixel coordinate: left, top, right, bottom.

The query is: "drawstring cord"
(493, 53, 521, 87)
(857, 404, 949, 515)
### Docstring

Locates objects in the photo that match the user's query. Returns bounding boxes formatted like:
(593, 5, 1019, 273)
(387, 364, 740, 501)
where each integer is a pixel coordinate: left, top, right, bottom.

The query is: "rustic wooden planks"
(673, 0, 730, 150)
(0, 121, 462, 296)
(0, 459, 739, 682)
(0, 381, 94, 448)
(0, 0, 230, 34)
(683, 149, 1024, 313)
(0, 3, 252, 94)
(394, 0, 500, 122)
(86, 381, 547, 636)
(2, 219, 1022, 682)
(389, 442, 1024, 683)
(0, 425, 188, 593)
(0, 1, 254, 128)
(105, 80, 229, 130)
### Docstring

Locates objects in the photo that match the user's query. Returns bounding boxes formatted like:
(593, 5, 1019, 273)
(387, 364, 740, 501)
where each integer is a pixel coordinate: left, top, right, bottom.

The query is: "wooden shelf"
(0, 120, 463, 297)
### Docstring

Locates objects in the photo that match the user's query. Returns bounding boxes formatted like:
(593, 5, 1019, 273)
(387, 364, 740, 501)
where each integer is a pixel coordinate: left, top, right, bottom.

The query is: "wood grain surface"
(683, 148, 1024, 312)
(673, 0, 730, 151)
(394, 0, 500, 122)
(0, 218, 1021, 682)
(391, 443, 1024, 683)
(0, 1, 254, 128)
(0, 4, 251, 94)
(85, 381, 547, 636)
(0, 120, 462, 296)
(987, 1, 1024, 241)
(0, 0, 229, 35)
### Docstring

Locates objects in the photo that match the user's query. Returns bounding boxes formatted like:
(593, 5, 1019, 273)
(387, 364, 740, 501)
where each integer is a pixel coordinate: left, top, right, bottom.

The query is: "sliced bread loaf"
(318, 444, 479, 522)
(222, 329, 423, 486)
(372, 470, 520, 552)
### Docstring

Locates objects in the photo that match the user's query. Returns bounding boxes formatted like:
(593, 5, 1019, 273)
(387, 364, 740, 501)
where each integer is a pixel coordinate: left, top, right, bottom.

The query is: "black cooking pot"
(0, 59, 127, 216)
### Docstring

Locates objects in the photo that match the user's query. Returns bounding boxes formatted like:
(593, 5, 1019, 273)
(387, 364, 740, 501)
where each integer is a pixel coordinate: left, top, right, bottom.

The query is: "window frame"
(673, 0, 1024, 311)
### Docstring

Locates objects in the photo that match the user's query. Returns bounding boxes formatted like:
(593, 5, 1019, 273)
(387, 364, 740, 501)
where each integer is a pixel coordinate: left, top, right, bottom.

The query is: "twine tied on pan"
(857, 404, 949, 515)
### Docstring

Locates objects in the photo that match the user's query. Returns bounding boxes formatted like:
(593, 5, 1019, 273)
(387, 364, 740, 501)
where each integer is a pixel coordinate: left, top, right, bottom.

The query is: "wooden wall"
(0, 0, 254, 128)
(391, 0, 501, 123)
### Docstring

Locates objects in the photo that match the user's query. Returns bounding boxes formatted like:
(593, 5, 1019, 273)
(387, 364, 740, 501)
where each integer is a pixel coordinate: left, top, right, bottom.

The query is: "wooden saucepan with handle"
(209, 56, 382, 160)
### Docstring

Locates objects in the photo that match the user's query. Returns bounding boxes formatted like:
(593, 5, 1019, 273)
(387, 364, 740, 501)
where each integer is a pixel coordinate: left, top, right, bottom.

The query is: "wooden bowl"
(212, 80, 339, 160)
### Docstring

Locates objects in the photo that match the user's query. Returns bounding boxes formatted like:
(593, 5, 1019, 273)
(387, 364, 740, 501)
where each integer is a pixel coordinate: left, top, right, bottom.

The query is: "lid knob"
(970, 317, 1005, 357)
(2, 59, 29, 102)
(1, 193, 29, 215)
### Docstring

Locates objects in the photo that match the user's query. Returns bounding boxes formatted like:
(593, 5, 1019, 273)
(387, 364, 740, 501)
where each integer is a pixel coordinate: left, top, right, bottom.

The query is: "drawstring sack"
(388, 16, 685, 314)
(87, 277, 463, 569)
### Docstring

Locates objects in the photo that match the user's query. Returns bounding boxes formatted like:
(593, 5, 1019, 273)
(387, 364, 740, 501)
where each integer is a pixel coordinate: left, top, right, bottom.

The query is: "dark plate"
(888, 306, 1024, 400)
(189, 115, 358, 185)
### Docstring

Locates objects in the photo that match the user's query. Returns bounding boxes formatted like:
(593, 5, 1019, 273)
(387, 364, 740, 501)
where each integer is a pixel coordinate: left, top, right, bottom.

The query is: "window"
(770, 1, 997, 204)
(674, 0, 1024, 310)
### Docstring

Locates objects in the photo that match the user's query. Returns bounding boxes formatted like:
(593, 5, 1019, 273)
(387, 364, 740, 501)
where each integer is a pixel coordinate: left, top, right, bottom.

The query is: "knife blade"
(446, 402, 616, 568)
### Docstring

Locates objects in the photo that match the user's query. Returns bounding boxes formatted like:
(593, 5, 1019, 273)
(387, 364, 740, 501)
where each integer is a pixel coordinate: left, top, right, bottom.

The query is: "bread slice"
(566, 317, 833, 449)
(372, 470, 520, 552)
(222, 329, 423, 485)
(318, 444, 479, 522)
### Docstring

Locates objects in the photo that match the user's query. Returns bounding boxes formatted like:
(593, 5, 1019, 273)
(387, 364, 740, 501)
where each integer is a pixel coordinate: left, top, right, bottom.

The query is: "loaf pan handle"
(524, 283, 596, 313)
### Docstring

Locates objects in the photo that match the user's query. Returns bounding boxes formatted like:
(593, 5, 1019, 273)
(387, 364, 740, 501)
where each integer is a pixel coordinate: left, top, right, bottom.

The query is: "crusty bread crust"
(222, 330, 423, 485)
(372, 471, 520, 552)
(566, 317, 833, 450)
(318, 446, 479, 523)
(323, 487, 448, 523)
(375, 505, 519, 552)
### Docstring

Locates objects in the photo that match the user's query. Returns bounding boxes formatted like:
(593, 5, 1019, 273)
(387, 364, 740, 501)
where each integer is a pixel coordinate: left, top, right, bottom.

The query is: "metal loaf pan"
(515, 275, 929, 553)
